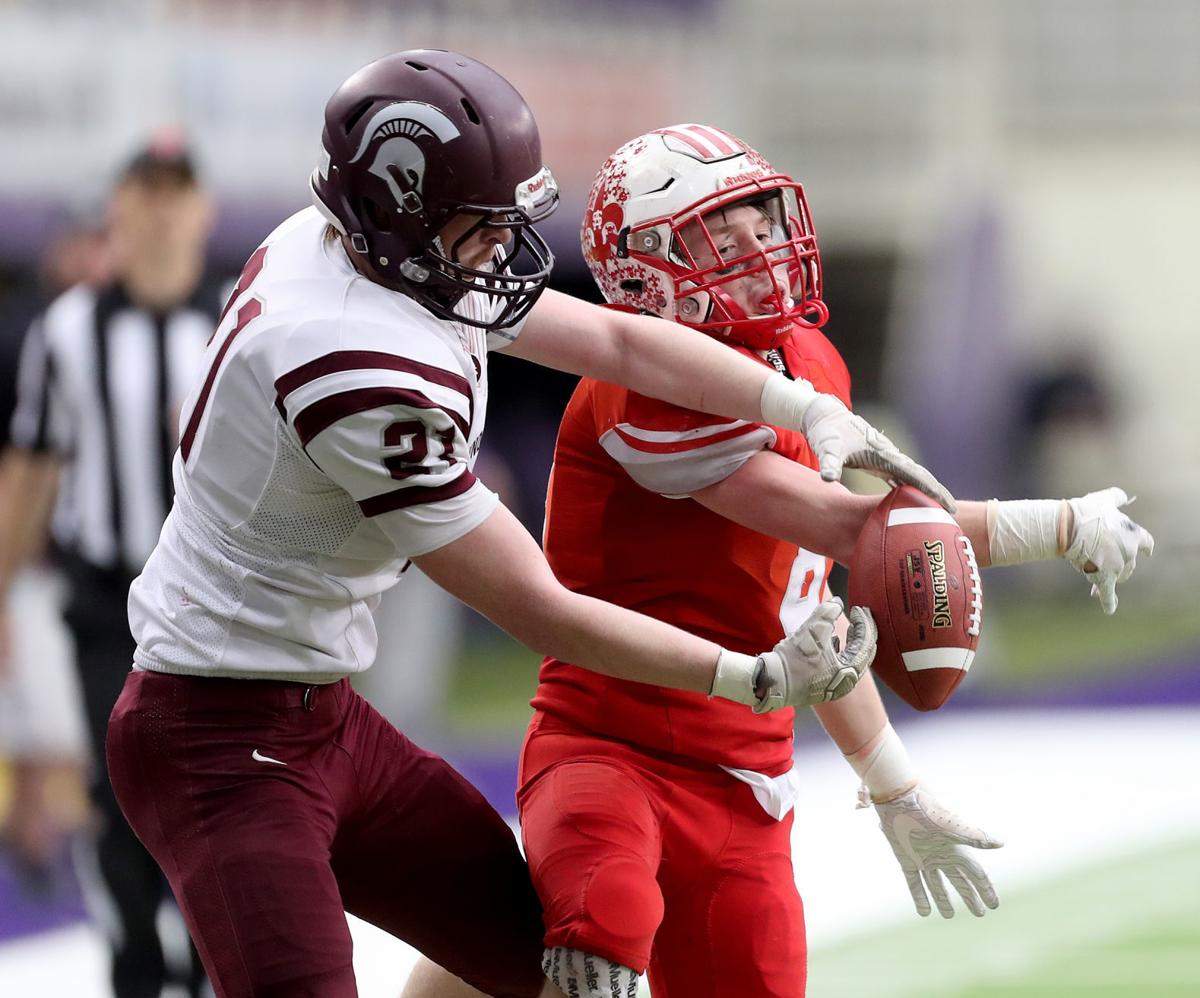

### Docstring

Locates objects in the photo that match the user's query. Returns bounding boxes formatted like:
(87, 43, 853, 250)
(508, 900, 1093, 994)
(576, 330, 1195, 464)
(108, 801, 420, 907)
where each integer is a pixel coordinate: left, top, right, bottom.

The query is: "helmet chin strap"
(795, 298, 830, 329)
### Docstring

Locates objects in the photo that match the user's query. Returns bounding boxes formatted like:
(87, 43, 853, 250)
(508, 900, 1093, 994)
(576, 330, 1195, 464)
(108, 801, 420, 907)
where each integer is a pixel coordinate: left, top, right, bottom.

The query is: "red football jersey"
(532, 326, 852, 774)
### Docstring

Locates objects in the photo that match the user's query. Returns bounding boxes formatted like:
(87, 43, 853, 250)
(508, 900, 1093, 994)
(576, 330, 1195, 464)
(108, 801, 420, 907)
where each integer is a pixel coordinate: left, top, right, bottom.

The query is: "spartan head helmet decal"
(346, 101, 462, 214)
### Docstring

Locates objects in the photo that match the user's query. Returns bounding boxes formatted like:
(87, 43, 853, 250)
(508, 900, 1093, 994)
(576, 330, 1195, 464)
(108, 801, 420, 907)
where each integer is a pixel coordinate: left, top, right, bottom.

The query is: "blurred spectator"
(0, 133, 221, 998)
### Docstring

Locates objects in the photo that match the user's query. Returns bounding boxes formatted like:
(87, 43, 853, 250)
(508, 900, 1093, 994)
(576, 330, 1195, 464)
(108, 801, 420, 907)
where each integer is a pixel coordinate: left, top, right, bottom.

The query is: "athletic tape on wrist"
(759, 372, 818, 432)
(845, 722, 917, 802)
(986, 498, 1067, 566)
(710, 649, 761, 706)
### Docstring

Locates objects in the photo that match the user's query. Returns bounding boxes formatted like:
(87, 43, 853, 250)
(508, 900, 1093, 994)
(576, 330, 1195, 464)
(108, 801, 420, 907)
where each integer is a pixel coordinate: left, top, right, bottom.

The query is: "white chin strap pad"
(543, 946, 640, 998)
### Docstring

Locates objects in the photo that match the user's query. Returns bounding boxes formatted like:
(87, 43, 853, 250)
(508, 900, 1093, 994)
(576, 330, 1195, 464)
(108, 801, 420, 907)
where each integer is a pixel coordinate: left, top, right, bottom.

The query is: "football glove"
(759, 374, 956, 512)
(710, 599, 876, 712)
(754, 599, 877, 712)
(1065, 487, 1155, 615)
(874, 785, 1002, 918)
(801, 394, 957, 513)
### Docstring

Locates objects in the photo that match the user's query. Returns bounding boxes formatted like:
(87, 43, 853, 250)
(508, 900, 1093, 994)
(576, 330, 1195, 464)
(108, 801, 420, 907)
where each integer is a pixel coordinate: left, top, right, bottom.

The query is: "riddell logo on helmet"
(517, 167, 557, 211)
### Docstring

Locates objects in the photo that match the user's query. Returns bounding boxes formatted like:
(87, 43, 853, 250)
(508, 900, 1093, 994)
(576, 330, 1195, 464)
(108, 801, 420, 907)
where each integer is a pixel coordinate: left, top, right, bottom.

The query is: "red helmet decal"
(651, 124, 745, 161)
(585, 201, 625, 266)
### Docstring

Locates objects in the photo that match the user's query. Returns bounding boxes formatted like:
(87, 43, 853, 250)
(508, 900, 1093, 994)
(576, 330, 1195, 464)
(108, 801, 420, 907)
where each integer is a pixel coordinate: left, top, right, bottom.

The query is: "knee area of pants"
(581, 856, 663, 943)
(543, 946, 639, 998)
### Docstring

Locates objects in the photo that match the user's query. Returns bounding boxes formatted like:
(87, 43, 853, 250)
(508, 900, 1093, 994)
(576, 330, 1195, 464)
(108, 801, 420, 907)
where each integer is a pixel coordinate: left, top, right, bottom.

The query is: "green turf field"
(805, 838, 1200, 997)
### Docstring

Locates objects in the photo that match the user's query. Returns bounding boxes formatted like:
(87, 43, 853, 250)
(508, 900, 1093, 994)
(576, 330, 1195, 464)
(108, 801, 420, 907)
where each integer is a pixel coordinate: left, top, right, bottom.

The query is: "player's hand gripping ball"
(848, 486, 982, 710)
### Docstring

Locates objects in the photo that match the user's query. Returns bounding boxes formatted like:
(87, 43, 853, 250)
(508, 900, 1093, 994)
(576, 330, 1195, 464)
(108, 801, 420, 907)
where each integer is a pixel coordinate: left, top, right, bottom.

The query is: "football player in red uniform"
(406, 124, 1153, 998)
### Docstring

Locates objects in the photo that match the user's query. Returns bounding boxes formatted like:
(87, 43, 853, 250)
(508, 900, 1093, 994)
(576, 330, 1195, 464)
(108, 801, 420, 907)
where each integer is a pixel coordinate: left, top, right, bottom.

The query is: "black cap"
(119, 131, 198, 185)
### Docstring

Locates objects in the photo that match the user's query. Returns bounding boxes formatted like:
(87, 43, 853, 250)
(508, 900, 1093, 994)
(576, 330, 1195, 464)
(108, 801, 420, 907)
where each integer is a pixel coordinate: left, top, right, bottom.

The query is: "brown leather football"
(848, 486, 983, 710)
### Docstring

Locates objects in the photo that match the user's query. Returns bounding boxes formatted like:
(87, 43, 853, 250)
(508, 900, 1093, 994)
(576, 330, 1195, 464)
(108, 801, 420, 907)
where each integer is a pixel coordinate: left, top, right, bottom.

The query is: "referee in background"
(0, 136, 221, 998)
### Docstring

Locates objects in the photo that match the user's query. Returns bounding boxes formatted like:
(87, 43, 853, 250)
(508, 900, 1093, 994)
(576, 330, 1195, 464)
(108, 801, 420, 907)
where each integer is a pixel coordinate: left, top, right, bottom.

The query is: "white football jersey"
(129, 208, 518, 682)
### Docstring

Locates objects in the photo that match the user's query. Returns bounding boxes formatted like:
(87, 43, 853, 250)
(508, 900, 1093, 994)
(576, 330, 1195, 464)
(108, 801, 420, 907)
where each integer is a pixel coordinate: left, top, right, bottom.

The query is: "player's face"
(677, 201, 799, 324)
(438, 212, 515, 270)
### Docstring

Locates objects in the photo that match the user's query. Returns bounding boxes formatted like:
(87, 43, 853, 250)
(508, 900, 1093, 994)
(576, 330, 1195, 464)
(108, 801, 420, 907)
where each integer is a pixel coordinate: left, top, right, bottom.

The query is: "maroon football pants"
(106, 670, 546, 998)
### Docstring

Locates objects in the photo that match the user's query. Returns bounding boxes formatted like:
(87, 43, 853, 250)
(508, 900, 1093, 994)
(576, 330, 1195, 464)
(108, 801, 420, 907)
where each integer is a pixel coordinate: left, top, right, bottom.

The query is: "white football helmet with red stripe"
(582, 124, 827, 350)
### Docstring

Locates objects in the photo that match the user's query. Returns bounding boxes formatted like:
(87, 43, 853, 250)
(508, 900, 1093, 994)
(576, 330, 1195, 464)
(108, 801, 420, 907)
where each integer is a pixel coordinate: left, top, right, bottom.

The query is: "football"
(848, 486, 983, 710)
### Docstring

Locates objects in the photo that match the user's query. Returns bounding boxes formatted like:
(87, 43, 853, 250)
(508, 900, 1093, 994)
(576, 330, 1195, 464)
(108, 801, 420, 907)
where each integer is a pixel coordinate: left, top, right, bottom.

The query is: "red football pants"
(518, 717, 807, 998)
(107, 670, 546, 998)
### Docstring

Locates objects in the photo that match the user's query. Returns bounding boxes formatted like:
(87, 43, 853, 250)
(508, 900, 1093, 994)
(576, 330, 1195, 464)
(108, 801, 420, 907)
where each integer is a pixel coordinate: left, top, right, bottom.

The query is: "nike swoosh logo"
(251, 749, 287, 767)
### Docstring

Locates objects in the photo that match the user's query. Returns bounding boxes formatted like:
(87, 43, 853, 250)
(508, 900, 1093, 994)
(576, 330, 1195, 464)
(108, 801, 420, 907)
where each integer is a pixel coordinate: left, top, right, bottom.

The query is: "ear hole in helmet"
(406, 60, 429, 71)
(343, 99, 374, 135)
(460, 98, 481, 125)
(361, 197, 393, 233)
(619, 279, 644, 294)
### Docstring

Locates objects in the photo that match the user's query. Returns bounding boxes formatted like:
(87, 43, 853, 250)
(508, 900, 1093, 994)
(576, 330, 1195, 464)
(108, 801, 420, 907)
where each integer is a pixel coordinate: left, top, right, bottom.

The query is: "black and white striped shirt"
(9, 280, 222, 579)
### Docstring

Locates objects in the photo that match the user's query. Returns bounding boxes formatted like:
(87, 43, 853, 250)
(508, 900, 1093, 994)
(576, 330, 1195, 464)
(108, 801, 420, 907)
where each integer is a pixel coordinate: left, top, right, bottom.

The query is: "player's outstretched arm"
(411, 502, 872, 711)
(510, 290, 955, 511)
(813, 654, 1002, 919)
(691, 449, 875, 565)
(953, 490, 1153, 614)
(691, 454, 1152, 613)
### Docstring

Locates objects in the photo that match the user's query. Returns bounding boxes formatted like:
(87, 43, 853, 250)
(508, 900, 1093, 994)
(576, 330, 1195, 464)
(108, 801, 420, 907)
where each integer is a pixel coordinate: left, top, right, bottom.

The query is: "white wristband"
(986, 498, 1068, 566)
(759, 372, 818, 432)
(845, 723, 918, 802)
(710, 649, 761, 706)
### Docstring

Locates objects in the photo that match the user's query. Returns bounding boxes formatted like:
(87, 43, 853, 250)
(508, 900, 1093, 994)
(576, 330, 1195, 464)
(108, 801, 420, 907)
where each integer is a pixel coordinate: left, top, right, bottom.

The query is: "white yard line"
(2, 707, 1197, 997)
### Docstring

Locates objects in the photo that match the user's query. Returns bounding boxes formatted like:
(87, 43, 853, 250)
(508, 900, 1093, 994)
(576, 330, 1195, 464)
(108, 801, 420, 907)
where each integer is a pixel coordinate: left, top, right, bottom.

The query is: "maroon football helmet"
(311, 49, 558, 330)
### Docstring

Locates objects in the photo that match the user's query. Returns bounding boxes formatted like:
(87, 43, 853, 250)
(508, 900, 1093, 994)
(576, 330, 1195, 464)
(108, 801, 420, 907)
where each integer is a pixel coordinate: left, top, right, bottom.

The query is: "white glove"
(711, 599, 876, 712)
(987, 486, 1153, 614)
(874, 785, 1002, 918)
(760, 374, 956, 512)
(1065, 487, 1155, 615)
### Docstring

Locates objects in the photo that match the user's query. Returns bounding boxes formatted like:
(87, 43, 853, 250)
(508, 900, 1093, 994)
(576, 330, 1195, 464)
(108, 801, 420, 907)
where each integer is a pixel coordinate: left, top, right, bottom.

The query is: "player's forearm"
(606, 310, 774, 422)
(811, 668, 890, 756)
(952, 500, 994, 567)
(691, 451, 876, 565)
(955, 498, 1079, 569)
(518, 291, 774, 422)
(520, 588, 723, 693)
(412, 503, 722, 694)
(965, 490, 1150, 615)
(811, 613, 917, 799)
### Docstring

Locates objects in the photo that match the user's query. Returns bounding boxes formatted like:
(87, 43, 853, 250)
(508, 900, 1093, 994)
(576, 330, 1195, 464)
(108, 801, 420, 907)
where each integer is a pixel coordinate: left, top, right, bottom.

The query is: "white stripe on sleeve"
(599, 422, 776, 497)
